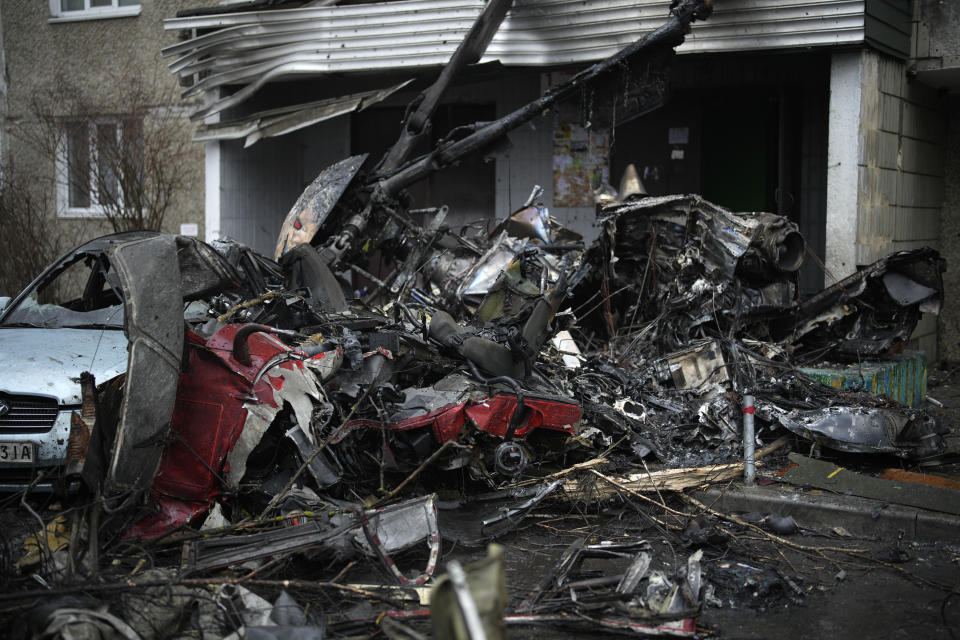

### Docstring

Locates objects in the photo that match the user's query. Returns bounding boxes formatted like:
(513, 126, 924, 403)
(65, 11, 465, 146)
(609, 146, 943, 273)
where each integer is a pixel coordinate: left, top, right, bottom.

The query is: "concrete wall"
(826, 47, 948, 357)
(913, 0, 960, 79)
(0, 2, 207, 249)
(913, 0, 960, 362)
(825, 51, 863, 279)
(855, 51, 945, 265)
(860, 50, 946, 356)
(937, 95, 960, 362)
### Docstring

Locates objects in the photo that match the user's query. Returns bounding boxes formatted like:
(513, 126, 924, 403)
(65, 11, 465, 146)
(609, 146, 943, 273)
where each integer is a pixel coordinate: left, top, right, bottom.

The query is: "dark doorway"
(700, 89, 780, 213)
(610, 61, 828, 296)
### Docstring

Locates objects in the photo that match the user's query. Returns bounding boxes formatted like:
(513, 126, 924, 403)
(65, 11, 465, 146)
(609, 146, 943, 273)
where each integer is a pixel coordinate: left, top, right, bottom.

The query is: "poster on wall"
(553, 123, 610, 207)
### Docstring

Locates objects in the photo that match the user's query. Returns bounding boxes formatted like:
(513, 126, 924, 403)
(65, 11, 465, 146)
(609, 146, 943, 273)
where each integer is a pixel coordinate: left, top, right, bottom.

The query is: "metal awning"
(193, 80, 412, 145)
(166, 0, 867, 125)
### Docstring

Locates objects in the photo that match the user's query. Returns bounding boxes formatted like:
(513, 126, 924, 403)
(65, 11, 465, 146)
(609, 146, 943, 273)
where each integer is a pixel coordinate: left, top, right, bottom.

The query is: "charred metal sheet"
(782, 248, 944, 360)
(358, 494, 441, 586)
(103, 235, 184, 498)
(194, 81, 413, 146)
(181, 495, 440, 581)
(175, 235, 244, 300)
(438, 481, 563, 547)
(778, 405, 945, 459)
(286, 424, 341, 489)
(274, 154, 367, 260)
(181, 517, 361, 576)
(598, 194, 804, 278)
(489, 205, 552, 244)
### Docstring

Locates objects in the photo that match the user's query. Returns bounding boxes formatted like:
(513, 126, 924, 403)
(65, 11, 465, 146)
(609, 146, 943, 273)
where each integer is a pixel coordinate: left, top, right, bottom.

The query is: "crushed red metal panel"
(128, 326, 317, 538)
(334, 394, 580, 445)
(464, 395, 581, 439)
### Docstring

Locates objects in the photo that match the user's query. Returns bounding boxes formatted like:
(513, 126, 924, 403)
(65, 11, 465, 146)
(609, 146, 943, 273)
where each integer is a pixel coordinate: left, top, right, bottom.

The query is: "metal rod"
(377, 0, 710, 198)
(742, 394, 755, 486)
(376, 0, 515, 174)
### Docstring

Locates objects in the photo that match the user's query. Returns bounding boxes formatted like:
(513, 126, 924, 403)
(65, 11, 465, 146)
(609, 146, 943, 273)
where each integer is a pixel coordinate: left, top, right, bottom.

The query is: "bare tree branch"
(12, 67, 193, 233)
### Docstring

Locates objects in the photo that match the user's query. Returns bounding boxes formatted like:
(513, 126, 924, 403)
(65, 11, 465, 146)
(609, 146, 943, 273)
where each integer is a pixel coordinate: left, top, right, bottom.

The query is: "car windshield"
(1, 254, 125, 329)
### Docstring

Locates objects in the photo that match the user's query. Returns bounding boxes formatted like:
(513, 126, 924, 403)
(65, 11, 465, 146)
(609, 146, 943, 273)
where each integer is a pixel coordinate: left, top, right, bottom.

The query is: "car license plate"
(0, 442, 35, 463)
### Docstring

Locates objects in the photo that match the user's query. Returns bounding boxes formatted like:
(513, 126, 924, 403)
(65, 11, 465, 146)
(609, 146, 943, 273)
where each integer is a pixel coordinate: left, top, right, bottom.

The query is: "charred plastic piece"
(781, 248, 944, 360)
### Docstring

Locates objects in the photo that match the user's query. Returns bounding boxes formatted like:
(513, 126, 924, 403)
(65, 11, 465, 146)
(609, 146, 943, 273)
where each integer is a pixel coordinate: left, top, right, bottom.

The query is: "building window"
(48, 0, 140, 23)
(57, 118, 142, 218)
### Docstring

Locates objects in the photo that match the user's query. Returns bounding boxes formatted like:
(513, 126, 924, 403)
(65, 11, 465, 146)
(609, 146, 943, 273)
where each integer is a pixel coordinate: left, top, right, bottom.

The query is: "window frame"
(48, 0, 141, 23)
(56, 117, 134, 219)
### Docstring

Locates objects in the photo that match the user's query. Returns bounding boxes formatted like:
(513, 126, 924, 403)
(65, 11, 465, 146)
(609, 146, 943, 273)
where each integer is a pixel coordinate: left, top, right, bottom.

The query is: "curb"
(692, 483, 960, 541)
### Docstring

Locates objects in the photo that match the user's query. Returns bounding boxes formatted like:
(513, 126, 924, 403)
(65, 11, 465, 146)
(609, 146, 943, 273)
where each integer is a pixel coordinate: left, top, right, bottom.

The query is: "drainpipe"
(742, 394, 755, 486)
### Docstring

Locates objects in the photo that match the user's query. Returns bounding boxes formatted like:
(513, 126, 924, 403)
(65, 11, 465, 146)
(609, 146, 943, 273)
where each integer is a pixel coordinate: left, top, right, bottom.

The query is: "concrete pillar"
(204, 140, 220, 243)
(938, 95, 960, 361)
(825, 50, 862, 280)
(204, 88, 221, 244)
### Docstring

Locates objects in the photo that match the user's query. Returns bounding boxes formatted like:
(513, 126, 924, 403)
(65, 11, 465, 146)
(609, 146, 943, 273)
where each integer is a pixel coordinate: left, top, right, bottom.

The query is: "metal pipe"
(742, 394, 755, 486)
(377, 0, 711, 198)
(232, 323, 298, 366)
(376, 0, 514, 174)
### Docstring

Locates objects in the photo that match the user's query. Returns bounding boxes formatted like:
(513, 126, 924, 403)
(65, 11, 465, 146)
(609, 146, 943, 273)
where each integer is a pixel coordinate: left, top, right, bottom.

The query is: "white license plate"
(0, 442, 35, 463)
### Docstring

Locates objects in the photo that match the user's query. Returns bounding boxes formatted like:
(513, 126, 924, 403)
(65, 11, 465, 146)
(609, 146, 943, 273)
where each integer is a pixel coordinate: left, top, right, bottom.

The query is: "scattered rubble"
(0, 1, 957, 638)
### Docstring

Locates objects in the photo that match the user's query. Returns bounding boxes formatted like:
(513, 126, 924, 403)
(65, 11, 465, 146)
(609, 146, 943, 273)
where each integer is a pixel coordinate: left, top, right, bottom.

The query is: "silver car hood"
(0, 328, 128, 405)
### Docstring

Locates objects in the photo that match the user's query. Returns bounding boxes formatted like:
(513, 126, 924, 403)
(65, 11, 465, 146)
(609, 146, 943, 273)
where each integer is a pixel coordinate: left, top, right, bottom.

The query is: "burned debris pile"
(0, 1, 955, 637)
(1, 174, 949, 637)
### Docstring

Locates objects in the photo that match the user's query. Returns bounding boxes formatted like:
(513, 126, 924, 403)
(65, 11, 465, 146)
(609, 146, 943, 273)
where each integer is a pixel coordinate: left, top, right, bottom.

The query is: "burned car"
(0, 231, 289, 498)
(0, 231, 341, 518)
(0, 225, 585, 539)
(0, 232, 151, 489)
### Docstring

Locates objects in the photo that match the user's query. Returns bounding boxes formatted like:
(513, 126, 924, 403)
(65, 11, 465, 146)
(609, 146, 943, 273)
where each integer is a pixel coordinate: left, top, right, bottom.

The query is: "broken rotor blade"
(376, 0, 712, 199)
(273, 154, 367, 260)
(376, 0, 514, 175)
